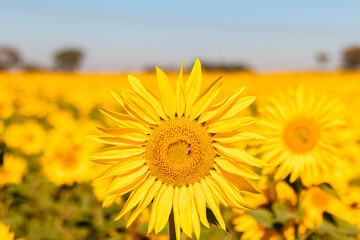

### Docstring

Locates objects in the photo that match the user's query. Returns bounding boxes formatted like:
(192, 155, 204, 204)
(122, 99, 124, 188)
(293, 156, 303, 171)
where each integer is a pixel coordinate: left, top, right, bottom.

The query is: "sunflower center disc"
(284, 118, 319, 153)
(145, 117, 215, 187)
(57, 147, 80, 171)
(167, 140, 190, 164)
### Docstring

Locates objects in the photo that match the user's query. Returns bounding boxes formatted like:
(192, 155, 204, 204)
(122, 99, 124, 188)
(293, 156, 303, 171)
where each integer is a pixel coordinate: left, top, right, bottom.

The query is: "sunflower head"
(145, 117, 215, 187)
(92, 59, 265, 239)
(0, 154, 27, 187)
(259, 86, 346, 186)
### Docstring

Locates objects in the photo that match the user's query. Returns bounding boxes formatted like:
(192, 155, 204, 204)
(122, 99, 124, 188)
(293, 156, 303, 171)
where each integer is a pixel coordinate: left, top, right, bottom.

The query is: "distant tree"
(202, 61, 251, 71)
(23, 63, 43, 72)
(0, 46, 21, 70)
(316, 52, 329, 69)
(342, 46, 360, 70)
(53, 48, 84, 72)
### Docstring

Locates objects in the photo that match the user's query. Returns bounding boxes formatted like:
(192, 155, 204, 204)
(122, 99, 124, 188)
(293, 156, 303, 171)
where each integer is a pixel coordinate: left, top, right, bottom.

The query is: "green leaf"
(318, 183, 340, 200)
(271, 202, 295, 224)
(349, 178, 360, 187)
(245, 209, 274, 228)
(320, 212, 360, 239)
(199, 224, 229, 240)
(206, 207, 228, 232)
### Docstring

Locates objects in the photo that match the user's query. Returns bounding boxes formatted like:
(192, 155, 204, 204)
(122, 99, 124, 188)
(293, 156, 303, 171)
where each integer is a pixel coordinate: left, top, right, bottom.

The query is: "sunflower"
(232, 213, 295, 240)
(301, 187, 343, 230)
(232, 178, 299, 240)
(259, 87, 346, 186)
(0, 154, 27, 187)
(3, 120, 47, 155)
(91, 59, 266, 239)
(42, 117, 99, 186)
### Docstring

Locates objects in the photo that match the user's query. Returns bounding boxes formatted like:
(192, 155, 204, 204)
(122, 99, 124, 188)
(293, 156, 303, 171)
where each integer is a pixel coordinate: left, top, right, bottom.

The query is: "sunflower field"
(1, 61, 360, 240)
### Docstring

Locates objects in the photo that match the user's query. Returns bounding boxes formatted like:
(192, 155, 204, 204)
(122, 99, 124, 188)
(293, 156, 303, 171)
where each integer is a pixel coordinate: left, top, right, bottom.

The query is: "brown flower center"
(145, 117, 215, 187)
(284, 118, 319, 153)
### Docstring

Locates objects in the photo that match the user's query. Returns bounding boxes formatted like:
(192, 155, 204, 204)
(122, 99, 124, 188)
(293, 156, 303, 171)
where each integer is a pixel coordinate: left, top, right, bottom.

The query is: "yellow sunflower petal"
(102, 194, 118, 207)
(95, 159, 146, 180)
(120, 89, 159, 125)
(193, 182, 210, 228)
(221, 96, 256, 119)
(155, 185, 174, 234)
(207, 117, 256, 133)
(91, 146, 144, 160)
(127, 180, 162, 227)
(178, 186, 193, 237)
(217, 169, 260, 194)
(173, 187, 181, 240)
(128, 74, 167, 120)
(190, 76, 223, 120)
(210, 171, 251, 209)
(205, 178, 229, 207)
(88, 135, 146, 145)
(110, 88, 125, 107)
(91, 155, 144, 165)
(200, 87, 245, 123)
(185, 59, 202, 116)
(156, 66, 176, 118)
(105, 167, 149, 195)
(99, 108, 150, 133)
(214, 143, 267, 167)
(215, 158, 260, 179)
(148, 184, 166, 234)
(213, 132, 265, 143)
(200, 179, 226, 230)
(96, 126, 147, 137)
(189, 185, 201, 239)
(115, 177, 155, 220)
(176, 60, 186, 117)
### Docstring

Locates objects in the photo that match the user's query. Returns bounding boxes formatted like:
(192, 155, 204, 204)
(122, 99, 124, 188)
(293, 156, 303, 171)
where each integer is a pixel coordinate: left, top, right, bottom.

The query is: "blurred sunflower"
(233, 214, 294, 240)
(301, 186, 344, 230)
(232, 179, 299, 240)
(92, 59, 266, 239)
(3, 120, 47, 155)
(0, 89, 14, 120)
(42, 117, 99, 186)
(335, 185, 360, 228)
(0, 154, 27, 187)
(259, 87, 346, 186)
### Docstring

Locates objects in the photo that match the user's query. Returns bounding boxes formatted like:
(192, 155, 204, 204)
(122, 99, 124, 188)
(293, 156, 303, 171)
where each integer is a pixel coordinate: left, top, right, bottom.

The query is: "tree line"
(1, 46, 360, 72)
(0, 47, 83, 72)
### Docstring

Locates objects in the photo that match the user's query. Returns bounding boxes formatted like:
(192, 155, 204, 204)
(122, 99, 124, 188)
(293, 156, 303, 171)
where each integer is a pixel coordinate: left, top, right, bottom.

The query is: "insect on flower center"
(167, 140, 190, 164)
(145, 117, 215, 187)
(284, 118, 319, 153)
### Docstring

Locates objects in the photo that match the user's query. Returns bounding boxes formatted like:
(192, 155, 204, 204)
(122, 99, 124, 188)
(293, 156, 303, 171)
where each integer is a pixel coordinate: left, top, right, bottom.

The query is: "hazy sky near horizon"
(1, 1, 360, 71)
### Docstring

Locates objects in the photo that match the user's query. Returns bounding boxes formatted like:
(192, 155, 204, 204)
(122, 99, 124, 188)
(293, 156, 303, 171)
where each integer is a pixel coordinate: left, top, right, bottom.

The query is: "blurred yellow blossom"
(259, 87, 346, 186)
(0, 154, 27, 187)
(41, 118, 99, 185)
(0, 90, 14, 120)
(4, 121, 46, 155)
(301, 187, 344, 229)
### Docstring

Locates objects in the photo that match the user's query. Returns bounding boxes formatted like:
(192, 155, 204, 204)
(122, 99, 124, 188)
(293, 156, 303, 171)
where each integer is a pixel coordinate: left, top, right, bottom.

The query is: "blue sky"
(1, 1, 360, 71)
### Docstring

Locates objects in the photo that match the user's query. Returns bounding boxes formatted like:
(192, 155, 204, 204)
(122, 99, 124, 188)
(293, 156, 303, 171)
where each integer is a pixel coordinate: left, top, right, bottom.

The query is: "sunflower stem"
(294, 178, 303, 240)
(169, 210, 176, 240)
